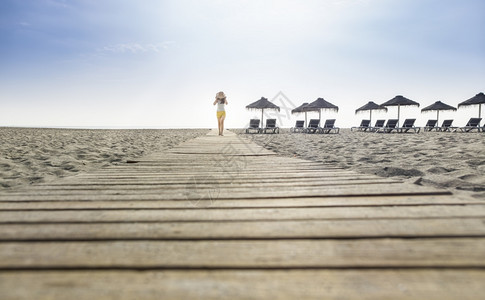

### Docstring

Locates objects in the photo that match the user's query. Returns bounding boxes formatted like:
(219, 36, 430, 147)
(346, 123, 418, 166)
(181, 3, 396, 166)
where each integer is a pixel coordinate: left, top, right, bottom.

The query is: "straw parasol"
(381, 95, 420, 127)
(303, 97, 339, 123)
(421, 101, 457, 125)
(355, 101, 388, 124)
(458, 92, 485, 120)
(291, 102, 309, 127)
(246, 97, 280, 126)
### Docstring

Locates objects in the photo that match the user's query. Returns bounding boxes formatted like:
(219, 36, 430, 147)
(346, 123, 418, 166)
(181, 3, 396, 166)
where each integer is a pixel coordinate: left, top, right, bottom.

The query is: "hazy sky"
(1, 0, 484, 128)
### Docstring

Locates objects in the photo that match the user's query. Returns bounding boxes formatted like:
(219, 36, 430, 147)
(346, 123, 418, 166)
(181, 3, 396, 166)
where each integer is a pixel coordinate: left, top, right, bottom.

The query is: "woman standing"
(213, 91, 228, 136)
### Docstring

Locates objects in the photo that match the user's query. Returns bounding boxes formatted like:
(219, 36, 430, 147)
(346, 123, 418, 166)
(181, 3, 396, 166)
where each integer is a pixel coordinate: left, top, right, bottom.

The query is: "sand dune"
(237, 129, 485, 199)
(0, 128, 209, 190)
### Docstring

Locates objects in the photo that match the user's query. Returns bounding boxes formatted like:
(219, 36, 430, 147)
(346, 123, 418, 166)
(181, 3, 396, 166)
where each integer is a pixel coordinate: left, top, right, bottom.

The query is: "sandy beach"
(237, 129, 485, 199)
(1, 127, 484, 199)
(0, 128, 209, 190)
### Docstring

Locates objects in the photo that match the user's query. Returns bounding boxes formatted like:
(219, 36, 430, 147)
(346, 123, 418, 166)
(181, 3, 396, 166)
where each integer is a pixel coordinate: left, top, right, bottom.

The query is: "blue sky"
(1, 0, 484, 128)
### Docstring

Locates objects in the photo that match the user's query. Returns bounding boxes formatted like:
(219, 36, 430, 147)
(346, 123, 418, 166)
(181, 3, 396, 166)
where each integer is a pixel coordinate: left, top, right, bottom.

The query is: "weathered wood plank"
(114, 159, 323, 164)
(36, 177, 399, 187)
(71, 173, 354, 180)
(0, 184, 450, 202)
(1, 218, 485, 240)
(12, 179, 401, 192)
(0, 195, 479, 210)
(1, 205, 484, 223)
(1, 238, 485, 268)
(82, 168, 348, 175)
(60, 173, 364, 181)
(0, 189, 452, 202)
(1, 270, 484, 300)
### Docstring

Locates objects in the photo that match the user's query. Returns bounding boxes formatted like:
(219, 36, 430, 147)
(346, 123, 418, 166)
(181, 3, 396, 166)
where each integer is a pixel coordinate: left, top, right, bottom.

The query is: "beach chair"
(319, 119, 339, 134)
(290, 120, 305, 133)
(459, 118, 482, 132)
(351, 119, 371, 132)
(423, 119, 438, 132)
(370, 119, 385, 132)
(263, 119, 279, 134)
(397, 119, 420, 133)
(305, 119, 320, 133)
(245, 119, 261, 134)
(376, 119, 398, 133)
(437, 119, 456, 132)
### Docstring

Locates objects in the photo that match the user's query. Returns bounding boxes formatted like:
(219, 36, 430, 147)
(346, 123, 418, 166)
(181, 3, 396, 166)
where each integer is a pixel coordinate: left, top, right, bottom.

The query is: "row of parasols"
(246, 92, 485, 127)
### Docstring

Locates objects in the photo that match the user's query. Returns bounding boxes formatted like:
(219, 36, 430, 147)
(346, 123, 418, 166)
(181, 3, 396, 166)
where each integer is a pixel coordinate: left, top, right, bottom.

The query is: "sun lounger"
(351, 119, 371, 132)
(397, 118, 420, 133)
(423, 119, 438, 132)
(245, 119, 261, 134)
(370, 119, 385, 132)
(376, 119, 398, 133)
(263, 119, 279, 134)
(437, 119, 456, 132)
(319, 119, 339, 134)
(290, 120, 305, 133)
(459, 118, 482, 132)
(305, 119, 320, 133)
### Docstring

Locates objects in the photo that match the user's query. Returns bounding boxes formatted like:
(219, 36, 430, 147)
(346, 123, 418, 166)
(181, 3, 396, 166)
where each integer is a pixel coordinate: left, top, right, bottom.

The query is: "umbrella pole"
(305, 112, 307, 127)
(397, 105, 400, 127)
(478, 104, 482, 127)
(261, 109, 264, 128)
(437, 111, 439, 126)
(369, 110, 372, 125)
(319, 110, 321, 124)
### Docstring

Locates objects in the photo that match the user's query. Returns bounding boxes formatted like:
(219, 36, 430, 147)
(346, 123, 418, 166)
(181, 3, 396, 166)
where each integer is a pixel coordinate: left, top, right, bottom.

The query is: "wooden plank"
(12, 179, 401, 192)
(1, 218, 485, 241)
(11, 171, 364, 182)
(1, 270, 484, 300)
(36, 177, 399, 186)
(0, 188, 452, 202)
(1, 238, 485, 268)
(81, 168, 349, 175)
(0, 195, 479, 210)
(15, 173, 401, 185)
(99, 161, 333, 167)
(0, 184, 450, 202)
(1, 205, 484, 223)
(73, 172, 356, 179)
(114, 158, 323, 164)
(166, 151, 277, 156)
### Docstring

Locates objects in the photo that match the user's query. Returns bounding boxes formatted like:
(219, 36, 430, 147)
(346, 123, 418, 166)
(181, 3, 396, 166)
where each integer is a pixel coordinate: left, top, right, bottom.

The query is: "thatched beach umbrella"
(291, 102, 309, 127)
(303, 97, 339, 123)
(246, 97, 280, 126)
(381, 95, 420, 127)
(421, 101, 457, 125)
(458, 92, 485, 122)
(355, 101, 388, 124)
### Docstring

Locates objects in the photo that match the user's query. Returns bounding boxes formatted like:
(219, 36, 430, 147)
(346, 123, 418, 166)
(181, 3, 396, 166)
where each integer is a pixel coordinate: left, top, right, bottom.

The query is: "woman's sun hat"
(216, 91, 226, 99)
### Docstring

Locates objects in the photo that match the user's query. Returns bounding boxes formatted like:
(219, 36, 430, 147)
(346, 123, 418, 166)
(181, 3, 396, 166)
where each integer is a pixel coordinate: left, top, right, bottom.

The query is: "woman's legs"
(216, 112, 226, 136)
(217, 117, 221, 135)
(220, 115, 225, 135)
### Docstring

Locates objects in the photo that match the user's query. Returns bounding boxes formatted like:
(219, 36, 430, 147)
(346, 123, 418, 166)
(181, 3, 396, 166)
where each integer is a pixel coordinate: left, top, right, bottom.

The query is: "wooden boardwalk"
(1, 129, 485, 299)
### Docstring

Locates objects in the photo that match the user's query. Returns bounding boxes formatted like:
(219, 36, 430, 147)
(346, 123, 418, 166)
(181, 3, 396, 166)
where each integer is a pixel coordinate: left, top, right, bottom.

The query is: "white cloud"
(99, 41, 175, 54)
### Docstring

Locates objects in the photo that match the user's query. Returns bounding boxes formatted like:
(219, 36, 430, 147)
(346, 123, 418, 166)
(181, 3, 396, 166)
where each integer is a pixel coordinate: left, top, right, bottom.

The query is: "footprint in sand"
(427, 167, 456, 174)
(375, 167, 424, 178)
(459, 174, 485, 184)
